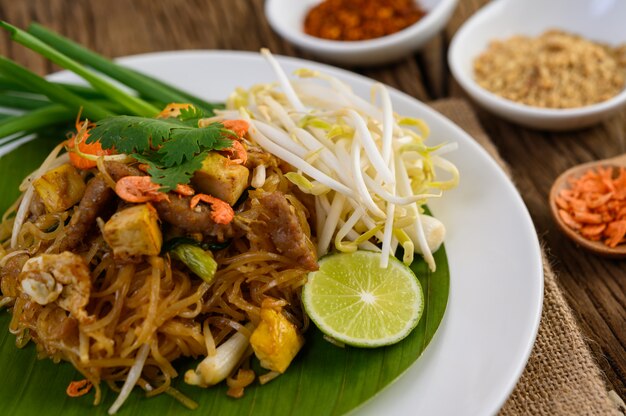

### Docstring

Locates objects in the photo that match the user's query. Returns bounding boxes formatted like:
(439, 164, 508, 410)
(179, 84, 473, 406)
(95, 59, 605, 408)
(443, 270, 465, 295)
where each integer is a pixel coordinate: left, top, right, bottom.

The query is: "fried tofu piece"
(250, 306, 304, 373)
(192, 152, 249, 206)
(33, 163, 86, 213)
(103, 204, 162, 258)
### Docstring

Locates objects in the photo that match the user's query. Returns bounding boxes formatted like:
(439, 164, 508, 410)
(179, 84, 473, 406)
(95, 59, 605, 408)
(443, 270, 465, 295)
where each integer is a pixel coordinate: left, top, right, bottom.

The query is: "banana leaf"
(0, 137, 449, 416)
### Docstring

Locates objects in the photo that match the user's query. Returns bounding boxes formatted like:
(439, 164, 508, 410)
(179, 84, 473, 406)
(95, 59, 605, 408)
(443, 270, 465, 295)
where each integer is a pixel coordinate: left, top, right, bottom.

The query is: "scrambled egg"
(250, 305, 304, 373)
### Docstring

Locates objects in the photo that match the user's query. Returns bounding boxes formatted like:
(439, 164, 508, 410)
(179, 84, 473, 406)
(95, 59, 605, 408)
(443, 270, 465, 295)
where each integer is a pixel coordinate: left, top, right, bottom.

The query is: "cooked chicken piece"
(19, 252, 91, 323)
(103, 204, 162, 259)
(33, 163, 86, 213)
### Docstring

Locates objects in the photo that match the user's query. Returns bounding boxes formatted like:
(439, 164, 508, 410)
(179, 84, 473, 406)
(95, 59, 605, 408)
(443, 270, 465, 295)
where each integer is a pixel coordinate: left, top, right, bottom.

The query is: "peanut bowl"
(448, 0, 626, 131)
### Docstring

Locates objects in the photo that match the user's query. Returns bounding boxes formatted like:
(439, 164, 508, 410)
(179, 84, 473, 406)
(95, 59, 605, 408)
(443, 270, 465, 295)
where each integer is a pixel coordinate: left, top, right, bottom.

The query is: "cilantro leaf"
(85, 105, 240, 192)
(158, 125, 232, 165)
(143, 153, 207, 191)
(178, 105, 205, 122)
(87, 115, 201, 153)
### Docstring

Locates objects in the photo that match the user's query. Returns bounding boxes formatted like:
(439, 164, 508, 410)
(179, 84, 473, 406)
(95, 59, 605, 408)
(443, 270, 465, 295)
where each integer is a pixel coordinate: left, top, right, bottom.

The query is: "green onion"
(0, 56, 113, 120)
(27, 23, 222, 114)
(0, 21, 159, 117)
(0, 93, 49, 110)
(163, 387, 199, 410)
(170, 243, 218, 284)
(0, 75, 102, 98)
(0, 104, 74, 138)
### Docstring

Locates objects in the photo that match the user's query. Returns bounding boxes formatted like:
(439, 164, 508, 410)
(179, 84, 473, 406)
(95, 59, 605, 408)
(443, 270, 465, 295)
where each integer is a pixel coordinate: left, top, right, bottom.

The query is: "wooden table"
(1, 0, 624, 402)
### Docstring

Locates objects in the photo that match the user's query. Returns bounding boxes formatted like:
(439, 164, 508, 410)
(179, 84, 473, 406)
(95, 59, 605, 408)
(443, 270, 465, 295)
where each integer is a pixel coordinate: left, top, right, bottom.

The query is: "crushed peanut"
(473, 30, 626, 108)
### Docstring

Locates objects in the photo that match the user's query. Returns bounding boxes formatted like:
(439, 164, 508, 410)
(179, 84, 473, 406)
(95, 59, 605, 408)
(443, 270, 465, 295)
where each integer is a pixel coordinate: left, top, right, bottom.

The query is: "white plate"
(41, 51, 543, 415)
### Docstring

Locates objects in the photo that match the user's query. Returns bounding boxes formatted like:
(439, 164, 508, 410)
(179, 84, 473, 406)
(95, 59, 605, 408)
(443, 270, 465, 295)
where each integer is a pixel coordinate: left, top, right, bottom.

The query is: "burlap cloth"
(430, 99, 622, 415)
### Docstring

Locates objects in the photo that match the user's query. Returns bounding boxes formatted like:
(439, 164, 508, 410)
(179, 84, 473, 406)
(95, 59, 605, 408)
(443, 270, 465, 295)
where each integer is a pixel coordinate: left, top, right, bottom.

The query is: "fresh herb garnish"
(87, 106, 235, 190)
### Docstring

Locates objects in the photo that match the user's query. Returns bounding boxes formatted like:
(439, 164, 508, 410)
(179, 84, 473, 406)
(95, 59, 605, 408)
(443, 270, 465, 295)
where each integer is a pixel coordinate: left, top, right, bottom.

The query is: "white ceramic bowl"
(265, 0, 459, 66)
(448, 0, 626, 131)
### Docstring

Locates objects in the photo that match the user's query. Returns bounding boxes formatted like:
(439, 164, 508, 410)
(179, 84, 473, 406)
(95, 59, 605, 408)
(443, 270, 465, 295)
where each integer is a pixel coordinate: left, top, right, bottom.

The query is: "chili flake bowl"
(448, 0, 626, 131)
(264, 0, 459, 66)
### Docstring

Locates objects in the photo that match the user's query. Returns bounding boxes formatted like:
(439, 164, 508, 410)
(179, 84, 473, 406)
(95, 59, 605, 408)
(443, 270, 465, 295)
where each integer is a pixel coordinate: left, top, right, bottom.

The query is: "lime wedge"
(303, 251, 424, 348)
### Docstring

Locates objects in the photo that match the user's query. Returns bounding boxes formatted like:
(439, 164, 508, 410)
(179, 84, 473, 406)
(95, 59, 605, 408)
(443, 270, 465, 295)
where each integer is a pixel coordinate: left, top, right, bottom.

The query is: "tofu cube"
(192, 152, 249, 206)
(250, 307, 304, 373)
(33, 163, 86, 213)
(103, 204, 162, 258)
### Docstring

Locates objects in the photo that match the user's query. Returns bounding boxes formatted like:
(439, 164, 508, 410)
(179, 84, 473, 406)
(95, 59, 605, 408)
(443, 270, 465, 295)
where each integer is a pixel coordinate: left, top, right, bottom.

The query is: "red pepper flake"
(558, 166, 626, 247)
(66, 379, 93, 398)
(303, 0, 426, 41)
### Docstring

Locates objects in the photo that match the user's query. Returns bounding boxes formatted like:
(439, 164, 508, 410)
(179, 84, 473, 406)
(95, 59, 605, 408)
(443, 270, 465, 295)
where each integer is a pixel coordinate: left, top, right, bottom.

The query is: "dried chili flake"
(303, 0, 426, 41)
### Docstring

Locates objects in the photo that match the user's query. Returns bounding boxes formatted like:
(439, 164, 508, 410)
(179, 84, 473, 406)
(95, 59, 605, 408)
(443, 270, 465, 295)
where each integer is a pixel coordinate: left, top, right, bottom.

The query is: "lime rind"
(303, 251, 424, 348)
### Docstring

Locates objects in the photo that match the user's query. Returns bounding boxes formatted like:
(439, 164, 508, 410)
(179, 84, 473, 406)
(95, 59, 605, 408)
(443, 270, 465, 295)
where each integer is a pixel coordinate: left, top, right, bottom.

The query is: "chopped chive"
(0, 104, 74, 138)
(0, 76, 109, 100)
(0, 21, 159, 117)
(27, 23, 221, 114)
(0, 57, 113, 120)
(0, 93, 50, 110)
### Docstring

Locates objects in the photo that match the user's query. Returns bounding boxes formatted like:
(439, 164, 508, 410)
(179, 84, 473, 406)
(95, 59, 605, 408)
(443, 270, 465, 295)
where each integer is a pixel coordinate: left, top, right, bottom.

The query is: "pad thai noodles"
(0, 51, 458, 413)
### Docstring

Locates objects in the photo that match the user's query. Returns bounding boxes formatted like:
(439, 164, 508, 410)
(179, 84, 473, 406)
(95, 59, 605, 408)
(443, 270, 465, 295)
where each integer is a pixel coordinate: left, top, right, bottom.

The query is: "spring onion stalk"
(0, 75, 107, 99)
(27, 23, 221, 114)
(0, 22, 158, 117)
(0, 56, 113, 120)
(0, 93, 50, 110)
(185, 323, 254, 387)
(0, 104, 74, 140)
(225, 51, 459, 270)
(170, 244, 218, 284)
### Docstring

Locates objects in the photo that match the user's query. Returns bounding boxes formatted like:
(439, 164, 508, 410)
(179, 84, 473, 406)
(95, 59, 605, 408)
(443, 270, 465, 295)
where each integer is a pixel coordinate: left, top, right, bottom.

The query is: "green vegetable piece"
(0, 104, 75, 139)
(0, 56, 113, 120)
(0, 21, 159, 117)
(27, 23, 222, 114)
(170, 243, 218, 284)
(87, 113, 233, 191)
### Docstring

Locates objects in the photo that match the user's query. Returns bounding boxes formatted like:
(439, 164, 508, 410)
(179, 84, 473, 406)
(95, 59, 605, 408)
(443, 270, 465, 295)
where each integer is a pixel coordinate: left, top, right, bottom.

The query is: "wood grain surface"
(0, 0, 624, 404)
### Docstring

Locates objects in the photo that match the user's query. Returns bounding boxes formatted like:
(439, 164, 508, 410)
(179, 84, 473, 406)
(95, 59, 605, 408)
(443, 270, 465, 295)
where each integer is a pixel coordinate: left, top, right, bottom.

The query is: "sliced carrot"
(66, 379, 92, 397)
(190, 194, 234, 224)
(66, 118, 113, 170)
